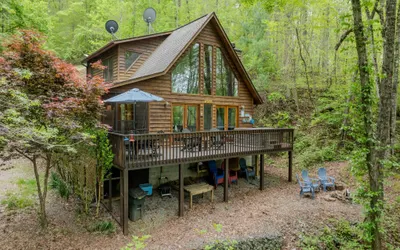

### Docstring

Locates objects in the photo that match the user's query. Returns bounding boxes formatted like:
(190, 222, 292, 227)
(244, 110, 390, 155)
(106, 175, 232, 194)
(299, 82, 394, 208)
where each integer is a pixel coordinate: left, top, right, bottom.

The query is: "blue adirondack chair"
(239, 158, 255, 182)
(318, 167, 335, 191)
(301, 170, 320, 192)
(296, 174, 315, 199)
(208, 160, 224, 188)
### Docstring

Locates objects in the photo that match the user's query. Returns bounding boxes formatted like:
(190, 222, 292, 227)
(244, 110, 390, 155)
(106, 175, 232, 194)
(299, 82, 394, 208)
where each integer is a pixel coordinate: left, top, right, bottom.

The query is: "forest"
(1, 0, 400, 249)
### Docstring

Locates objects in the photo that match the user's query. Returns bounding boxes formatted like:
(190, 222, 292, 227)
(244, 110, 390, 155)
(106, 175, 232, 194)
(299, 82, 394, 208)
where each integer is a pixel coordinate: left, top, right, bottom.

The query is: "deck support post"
(254, 155, 259, 177)
(224, 158, 229, 202)
(260, 154, 265, 190)
(122, 168, 129, 235)
(109, 170, 112, 212)
(179, 164, 184, 217)
(288, 151, 293, 182)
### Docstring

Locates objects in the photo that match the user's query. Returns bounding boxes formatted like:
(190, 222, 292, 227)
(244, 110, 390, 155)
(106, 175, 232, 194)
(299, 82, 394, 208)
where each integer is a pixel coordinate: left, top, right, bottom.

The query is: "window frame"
(171, 103, 200, 132)
(215, 47, 239, 97)
(102, 57, 113, 82)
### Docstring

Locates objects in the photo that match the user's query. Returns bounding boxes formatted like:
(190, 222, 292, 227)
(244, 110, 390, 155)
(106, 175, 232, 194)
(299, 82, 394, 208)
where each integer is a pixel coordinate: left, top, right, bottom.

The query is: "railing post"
(224, 158, 229, 202)
(179, 164, 184, 217)
(288, 150, 293, 182)
(260, 154, 264, 191)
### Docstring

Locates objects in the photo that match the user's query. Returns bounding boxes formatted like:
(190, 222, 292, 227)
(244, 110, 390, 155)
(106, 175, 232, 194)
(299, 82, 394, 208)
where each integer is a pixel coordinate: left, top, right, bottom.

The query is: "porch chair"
(209, 128, 225, 149)
(221, 160, 238, 185)
(317, 167, 335, 191)
(301, 170, 321, 192)
(239, 158, 256, 182)
(181, 128, 201, 152)
(296, 174, 315, 199)
(208, 160, 224, 189)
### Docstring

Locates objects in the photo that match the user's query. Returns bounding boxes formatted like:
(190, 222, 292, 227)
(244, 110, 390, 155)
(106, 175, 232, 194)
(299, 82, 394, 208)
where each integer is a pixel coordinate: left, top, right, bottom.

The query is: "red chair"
(221, 161, 238, 185)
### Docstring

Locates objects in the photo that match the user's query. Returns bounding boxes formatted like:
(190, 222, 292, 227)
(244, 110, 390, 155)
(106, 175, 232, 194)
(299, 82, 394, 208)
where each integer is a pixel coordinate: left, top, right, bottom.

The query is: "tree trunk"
(32, 154, 51, 229)
(391, 0, 400, 154)
(350, 0, 381, 248)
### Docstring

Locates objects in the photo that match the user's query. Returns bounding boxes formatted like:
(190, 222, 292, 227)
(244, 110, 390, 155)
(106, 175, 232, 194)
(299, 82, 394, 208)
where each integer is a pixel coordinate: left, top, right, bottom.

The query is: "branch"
(335, 29, 353, 51)
(14, 148, 34, 162)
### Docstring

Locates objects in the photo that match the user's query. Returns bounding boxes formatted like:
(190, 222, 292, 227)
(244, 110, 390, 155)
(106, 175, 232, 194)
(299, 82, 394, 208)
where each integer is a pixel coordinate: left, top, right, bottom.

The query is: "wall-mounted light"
(164, 101, 169, 108)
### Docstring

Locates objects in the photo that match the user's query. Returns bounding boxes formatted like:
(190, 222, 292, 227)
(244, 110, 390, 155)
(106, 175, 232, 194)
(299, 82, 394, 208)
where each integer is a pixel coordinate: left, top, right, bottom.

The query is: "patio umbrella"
(104, 88, 164, 103)
(104, 88, 164, 133)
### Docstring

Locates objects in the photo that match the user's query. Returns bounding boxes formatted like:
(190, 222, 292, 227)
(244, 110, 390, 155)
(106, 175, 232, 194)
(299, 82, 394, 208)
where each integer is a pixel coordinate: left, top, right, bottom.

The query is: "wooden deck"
(109, 128, 294, 169)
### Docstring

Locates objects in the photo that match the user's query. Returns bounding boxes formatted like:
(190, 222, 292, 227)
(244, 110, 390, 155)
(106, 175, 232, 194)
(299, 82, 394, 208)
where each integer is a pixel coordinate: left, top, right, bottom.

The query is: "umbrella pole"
(134, 102, 136, 134)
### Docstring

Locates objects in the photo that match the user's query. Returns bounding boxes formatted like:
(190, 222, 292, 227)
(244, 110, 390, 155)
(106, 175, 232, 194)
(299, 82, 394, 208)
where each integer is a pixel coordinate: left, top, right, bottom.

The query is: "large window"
(125, 51, 141, 70)
(203, 45, 213, 95)
(172, 104, 199, 132)
(103, 57, 113, 82)
(172, 43, 200, 94)
(216, 48, 238, 96)
(203, 104, 212, 130)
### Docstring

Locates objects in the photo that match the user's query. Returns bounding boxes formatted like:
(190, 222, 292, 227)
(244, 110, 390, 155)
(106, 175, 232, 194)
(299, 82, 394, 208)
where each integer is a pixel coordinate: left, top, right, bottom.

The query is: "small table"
(184, 183, 214, 209)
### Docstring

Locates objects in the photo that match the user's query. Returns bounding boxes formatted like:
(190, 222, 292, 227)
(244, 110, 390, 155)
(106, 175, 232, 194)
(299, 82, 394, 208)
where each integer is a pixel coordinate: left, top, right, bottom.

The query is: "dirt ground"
(0, 158, 362, 249)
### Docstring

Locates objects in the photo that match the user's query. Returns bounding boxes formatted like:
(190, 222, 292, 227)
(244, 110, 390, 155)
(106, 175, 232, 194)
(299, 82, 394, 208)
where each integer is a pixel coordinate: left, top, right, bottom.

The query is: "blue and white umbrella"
(104, 88, 164, 103)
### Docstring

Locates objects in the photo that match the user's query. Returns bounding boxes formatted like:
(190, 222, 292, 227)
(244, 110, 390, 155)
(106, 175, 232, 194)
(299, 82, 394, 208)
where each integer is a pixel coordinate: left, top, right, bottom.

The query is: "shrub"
(299, 220, 364, 250)
(50, 172, 71, 200)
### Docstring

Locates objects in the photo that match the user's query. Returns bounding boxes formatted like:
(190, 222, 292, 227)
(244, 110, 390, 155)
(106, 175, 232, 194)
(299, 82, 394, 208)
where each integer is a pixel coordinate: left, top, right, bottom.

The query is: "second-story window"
(203, 45, 213, 95)
(172, 43, 200, 94)
(125, 51, 141, 70)
(216, 48, 238, 97)
(103, 57, 113, 82)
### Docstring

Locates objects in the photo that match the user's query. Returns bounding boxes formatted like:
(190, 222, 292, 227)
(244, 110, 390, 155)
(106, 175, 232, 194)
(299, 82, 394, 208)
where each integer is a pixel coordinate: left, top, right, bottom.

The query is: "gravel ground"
(0, 159, 362, 249)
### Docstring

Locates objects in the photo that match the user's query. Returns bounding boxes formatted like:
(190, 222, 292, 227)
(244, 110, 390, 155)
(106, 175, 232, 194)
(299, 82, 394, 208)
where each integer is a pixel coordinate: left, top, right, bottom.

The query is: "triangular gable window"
(125, 51, 141, 70)
(172, 43, 200, 94)
(216, 48, 238, 97)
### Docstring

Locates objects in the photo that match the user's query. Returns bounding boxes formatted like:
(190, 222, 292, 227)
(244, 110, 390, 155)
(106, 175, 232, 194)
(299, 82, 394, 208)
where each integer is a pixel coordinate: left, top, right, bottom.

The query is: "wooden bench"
(184, 183, 214, 209)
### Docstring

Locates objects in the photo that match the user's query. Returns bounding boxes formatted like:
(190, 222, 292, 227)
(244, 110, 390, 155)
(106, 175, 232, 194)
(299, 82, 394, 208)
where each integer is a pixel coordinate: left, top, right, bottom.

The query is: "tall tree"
(350, 0, 398, 248)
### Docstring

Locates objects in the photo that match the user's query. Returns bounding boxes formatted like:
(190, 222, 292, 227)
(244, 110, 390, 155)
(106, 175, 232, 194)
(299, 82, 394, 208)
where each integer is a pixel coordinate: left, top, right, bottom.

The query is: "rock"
(335, 181, 345, 191)
(324, 196, 336, 202)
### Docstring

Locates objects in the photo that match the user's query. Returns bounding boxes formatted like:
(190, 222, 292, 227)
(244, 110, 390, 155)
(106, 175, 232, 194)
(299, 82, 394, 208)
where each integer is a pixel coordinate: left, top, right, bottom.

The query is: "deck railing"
(108, 128, 294, 169)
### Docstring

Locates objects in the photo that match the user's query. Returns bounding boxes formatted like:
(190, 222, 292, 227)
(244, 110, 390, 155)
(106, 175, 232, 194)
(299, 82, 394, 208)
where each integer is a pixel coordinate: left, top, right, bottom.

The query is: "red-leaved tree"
(0, 30, 110, 227)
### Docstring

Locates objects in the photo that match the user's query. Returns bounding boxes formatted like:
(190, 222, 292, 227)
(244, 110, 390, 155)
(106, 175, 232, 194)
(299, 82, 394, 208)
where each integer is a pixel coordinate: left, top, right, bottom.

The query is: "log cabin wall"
(88, 47, 118, 83)
(108, 21, 255, 133)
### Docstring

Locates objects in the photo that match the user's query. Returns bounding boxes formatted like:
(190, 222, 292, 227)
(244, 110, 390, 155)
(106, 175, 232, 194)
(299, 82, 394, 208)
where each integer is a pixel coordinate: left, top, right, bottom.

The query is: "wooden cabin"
(84, 12, 294, 235)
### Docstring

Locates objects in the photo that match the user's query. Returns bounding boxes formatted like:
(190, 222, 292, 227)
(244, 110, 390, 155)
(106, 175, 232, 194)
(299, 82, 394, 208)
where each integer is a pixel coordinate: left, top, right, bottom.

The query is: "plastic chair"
(221, 160, 238, 185)
(239, 158, 255, 182)
(208, 160, 224, 188)
(318, 168, 335, 191)
(301, 170, 320, 192)
(296, 174, 315, 199)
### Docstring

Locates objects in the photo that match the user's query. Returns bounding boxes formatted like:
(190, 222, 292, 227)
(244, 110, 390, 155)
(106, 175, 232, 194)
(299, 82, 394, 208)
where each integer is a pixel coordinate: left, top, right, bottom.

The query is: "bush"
(299, 220, 364, 250)
(88, 220, 115, 234)
(50, 172, 71, 200)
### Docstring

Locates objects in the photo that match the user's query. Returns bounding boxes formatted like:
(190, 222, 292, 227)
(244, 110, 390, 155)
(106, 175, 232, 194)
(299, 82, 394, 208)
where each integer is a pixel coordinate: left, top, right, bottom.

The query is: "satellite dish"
(143, 8, 156, 23)
(105, 20, 119, 39)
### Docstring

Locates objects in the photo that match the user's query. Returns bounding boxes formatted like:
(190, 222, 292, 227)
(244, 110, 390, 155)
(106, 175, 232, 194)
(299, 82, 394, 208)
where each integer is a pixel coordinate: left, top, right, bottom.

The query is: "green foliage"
(1, 178, 37, 210)
(121, 235, 151, 250)
(49, 172, 71, 200)
(88, 220, 115, 234)
(299, 220, 364, 250)
(204, 239, 238, 250)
